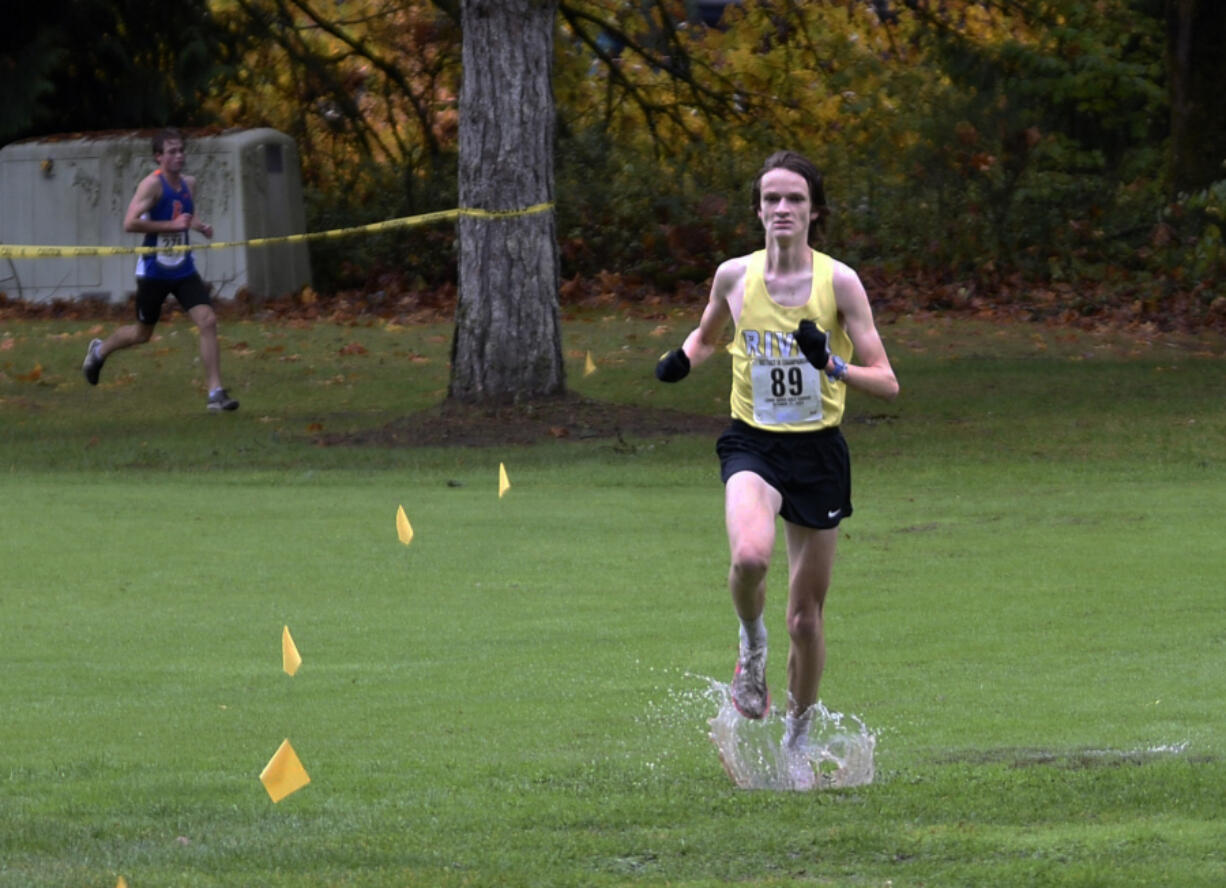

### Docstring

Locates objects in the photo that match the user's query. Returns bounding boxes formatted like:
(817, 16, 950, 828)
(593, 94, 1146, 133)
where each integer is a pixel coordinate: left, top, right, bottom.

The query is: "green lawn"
(1, 311, 1224, 886)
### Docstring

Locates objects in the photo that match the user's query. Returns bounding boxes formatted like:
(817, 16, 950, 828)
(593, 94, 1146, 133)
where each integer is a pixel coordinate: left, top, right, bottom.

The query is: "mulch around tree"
(312, 392, 729, 449)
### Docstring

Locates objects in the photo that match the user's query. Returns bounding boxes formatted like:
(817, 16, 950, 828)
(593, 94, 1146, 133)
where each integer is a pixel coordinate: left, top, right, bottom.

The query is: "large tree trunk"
(450, 0, 564, 402)
(1166, 0, 1226, 195)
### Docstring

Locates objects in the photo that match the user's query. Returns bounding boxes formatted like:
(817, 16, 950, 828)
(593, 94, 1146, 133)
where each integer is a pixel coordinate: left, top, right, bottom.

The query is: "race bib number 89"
(750, 356, 822, 426)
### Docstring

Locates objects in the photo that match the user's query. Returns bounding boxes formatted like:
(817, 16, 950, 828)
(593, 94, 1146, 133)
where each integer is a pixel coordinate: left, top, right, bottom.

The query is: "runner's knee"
(787, 600, 823, 642)
(729, 544, 771, 584)
(194, 309, 217, 335)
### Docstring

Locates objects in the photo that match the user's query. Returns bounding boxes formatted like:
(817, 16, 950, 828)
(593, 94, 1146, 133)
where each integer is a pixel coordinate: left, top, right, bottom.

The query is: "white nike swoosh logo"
(827, 509, 841, 519)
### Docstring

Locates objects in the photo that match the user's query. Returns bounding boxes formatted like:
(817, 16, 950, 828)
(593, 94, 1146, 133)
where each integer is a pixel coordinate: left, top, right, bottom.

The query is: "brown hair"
(751, 150, 829, 244)
(152, 128, 185, 156)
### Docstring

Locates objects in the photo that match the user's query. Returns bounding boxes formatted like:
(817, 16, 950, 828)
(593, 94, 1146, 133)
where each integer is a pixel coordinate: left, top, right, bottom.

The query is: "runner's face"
(157, 140, 186, 174)
(757, 168, 814, 245)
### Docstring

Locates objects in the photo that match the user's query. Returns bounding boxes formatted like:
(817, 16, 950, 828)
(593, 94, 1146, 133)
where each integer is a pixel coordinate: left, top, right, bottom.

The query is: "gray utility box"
(0, 128, 312, 303)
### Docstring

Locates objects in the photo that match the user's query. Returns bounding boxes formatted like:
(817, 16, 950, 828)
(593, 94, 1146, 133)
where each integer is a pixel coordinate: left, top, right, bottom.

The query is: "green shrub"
(304, 154, 459, 294)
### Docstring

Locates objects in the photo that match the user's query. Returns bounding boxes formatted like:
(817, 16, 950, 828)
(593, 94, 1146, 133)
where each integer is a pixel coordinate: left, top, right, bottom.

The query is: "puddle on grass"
(701, 676, 876, 791)
(934, 742, 1202, 770)
(636, 666, 877, 791)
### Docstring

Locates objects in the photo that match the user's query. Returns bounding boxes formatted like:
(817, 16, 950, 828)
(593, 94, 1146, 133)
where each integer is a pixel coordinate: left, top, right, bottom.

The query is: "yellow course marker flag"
(499, 463, 511, 499)
(282, 626, 302, 677)
(396, 504, 414, 545)
(260, 739, 310, 803)
(584, 351, 597, 377)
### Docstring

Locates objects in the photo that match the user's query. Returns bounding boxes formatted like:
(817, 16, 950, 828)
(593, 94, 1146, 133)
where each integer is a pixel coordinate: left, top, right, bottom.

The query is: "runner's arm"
(681, 259, 742, 368)
(833, 261, 899, 401)
(184, 177, 213, 238)
(123, 177, 190, 235)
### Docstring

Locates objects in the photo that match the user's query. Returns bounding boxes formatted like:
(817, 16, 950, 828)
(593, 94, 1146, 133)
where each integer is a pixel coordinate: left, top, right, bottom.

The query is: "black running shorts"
(135, 274, 212, 325)
(716, 419, 853, 529)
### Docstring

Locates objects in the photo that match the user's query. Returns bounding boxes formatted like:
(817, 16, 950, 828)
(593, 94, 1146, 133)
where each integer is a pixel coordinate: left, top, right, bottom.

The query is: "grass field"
(2, 309, 1225, 886)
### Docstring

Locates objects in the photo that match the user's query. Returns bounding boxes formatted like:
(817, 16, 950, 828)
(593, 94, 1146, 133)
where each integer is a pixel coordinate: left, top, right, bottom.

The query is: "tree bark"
(450, 0, 564, 402)
(1166, 0, 1226, 194)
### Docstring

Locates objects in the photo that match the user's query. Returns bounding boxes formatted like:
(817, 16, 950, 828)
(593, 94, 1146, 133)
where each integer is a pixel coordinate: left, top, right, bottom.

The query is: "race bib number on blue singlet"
(750, 356, 822, 426)
(156, 231, 188, 268)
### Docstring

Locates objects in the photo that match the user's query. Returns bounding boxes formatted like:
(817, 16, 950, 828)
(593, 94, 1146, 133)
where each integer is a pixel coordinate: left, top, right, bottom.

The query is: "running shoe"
(785, 747, 818, 791)
(82, 338, 105, 385)
(730, 645, 769, 719)
(206, 388, 240, 412)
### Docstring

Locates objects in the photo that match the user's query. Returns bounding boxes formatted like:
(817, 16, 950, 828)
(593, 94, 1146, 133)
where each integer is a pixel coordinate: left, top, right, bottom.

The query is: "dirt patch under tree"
(314, 392, 729, 448)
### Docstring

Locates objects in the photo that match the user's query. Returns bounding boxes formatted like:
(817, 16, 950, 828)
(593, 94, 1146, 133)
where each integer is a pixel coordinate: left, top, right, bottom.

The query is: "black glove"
(795, 320, 831, 371)
(655, 347, 691, 382)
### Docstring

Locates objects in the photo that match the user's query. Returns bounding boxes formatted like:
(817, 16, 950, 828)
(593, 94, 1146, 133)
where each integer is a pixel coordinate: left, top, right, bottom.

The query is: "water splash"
(702, 676, 876, 791)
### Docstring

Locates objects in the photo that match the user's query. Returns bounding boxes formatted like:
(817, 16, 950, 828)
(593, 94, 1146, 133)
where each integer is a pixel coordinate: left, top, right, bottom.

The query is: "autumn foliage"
(67, 1, 1217, 324)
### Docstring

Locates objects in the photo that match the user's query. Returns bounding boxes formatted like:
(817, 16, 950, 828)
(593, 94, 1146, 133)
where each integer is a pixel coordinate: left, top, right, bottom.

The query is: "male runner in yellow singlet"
(655, 150, 898, 784)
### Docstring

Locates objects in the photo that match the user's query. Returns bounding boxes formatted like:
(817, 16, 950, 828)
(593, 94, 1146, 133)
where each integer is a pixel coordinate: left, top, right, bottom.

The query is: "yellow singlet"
(727, 249, 853, 432)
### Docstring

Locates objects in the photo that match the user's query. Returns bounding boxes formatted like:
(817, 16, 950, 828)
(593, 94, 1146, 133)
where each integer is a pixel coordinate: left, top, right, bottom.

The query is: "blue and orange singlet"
(135, 172, 196, 280)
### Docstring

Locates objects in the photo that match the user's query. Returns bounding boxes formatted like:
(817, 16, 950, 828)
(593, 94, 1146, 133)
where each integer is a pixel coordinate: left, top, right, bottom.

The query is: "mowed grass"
(1, 309, 1225, 886)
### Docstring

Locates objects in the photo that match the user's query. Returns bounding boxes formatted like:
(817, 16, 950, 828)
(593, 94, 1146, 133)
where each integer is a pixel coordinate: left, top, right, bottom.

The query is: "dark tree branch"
(286, 0, 445, 158)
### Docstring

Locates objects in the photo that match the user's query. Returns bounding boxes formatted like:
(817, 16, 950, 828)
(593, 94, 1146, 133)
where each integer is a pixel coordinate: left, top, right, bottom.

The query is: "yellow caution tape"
(0, 202, 553, 259)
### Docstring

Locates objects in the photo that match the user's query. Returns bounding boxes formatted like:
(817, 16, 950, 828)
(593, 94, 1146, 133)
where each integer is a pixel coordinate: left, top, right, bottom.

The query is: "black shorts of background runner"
(716, 419, 853, 530)
(135, 274, 212, 325)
